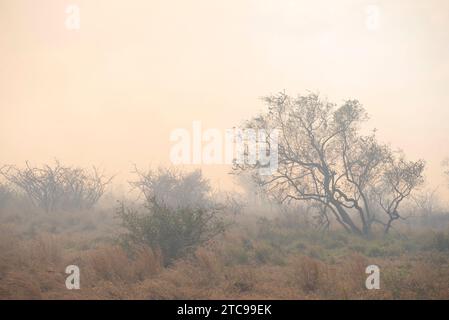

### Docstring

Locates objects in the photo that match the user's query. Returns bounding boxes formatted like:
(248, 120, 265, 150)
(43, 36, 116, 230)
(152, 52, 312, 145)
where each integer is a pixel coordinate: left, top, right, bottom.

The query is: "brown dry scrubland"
(1, 198, 449, 300)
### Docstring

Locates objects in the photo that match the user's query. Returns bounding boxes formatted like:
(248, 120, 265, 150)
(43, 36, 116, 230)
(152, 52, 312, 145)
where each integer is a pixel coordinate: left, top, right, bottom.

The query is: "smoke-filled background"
(1, 0, 449, 301)
(1, 0, 448, 197)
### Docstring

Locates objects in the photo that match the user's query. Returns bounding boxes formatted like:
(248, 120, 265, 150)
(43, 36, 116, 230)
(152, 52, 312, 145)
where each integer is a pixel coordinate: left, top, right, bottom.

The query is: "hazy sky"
(1, 0, 448, 195)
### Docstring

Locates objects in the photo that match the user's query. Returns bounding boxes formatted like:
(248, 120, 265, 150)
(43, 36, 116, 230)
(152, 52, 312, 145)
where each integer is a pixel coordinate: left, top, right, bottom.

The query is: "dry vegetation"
(1, 94, 449, 300)
(1, 194, 449, 300)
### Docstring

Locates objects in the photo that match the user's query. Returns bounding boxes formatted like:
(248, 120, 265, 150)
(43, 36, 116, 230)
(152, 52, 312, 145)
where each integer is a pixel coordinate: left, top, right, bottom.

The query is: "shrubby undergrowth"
(118, 168, 226, 265)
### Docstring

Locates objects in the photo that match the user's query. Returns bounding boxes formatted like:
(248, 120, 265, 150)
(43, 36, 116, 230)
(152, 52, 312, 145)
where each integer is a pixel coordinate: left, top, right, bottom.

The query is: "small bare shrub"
(1, 161, 112, 212)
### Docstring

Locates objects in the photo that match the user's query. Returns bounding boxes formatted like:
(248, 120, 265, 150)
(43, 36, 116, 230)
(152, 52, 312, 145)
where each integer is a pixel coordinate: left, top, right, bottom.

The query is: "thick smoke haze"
(1, 0, 448, 196)
(1, 0, 449, 302)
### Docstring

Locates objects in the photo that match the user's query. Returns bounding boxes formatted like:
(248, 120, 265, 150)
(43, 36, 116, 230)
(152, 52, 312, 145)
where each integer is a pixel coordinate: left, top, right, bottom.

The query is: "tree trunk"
(332, 201, 363, 235)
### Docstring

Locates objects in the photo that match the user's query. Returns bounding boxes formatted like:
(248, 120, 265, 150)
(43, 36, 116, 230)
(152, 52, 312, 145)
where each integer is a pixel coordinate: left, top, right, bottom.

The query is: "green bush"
(367, 246, 385, 257)
(117, 201, 225, 266)
(118, 168, 226, 266)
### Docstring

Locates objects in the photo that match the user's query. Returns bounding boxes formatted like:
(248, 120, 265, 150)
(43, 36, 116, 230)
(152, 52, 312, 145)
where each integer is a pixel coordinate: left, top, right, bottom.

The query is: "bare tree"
(411, 187, 440, 217)
(0, 160, 112, 212)
(234, 92, 424, 236)
(375, 157, 425, 233)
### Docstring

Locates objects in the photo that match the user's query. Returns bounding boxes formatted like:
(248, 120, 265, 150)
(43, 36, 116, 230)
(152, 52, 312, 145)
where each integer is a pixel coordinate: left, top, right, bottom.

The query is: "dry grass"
(0, 205, 449, 300)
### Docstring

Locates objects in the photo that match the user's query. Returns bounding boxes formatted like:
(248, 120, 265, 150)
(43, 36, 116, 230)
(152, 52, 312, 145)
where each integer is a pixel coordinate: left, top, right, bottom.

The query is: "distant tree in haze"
(443, 158, 449, 188)
(0, 160, 112, 212)
(411, 187, 440, 217)
(130, 167, 213, 210)
(234, 92, 424, 236)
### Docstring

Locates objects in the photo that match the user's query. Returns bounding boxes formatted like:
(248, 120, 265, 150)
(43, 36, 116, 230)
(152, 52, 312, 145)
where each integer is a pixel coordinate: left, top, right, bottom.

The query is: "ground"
(1, 204, 449, 299)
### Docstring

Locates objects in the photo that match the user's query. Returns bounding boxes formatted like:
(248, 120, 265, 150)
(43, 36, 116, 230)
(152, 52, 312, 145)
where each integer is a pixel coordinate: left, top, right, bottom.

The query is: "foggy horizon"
(2, 0, 449, 304)
(1, 0, 448, 199)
